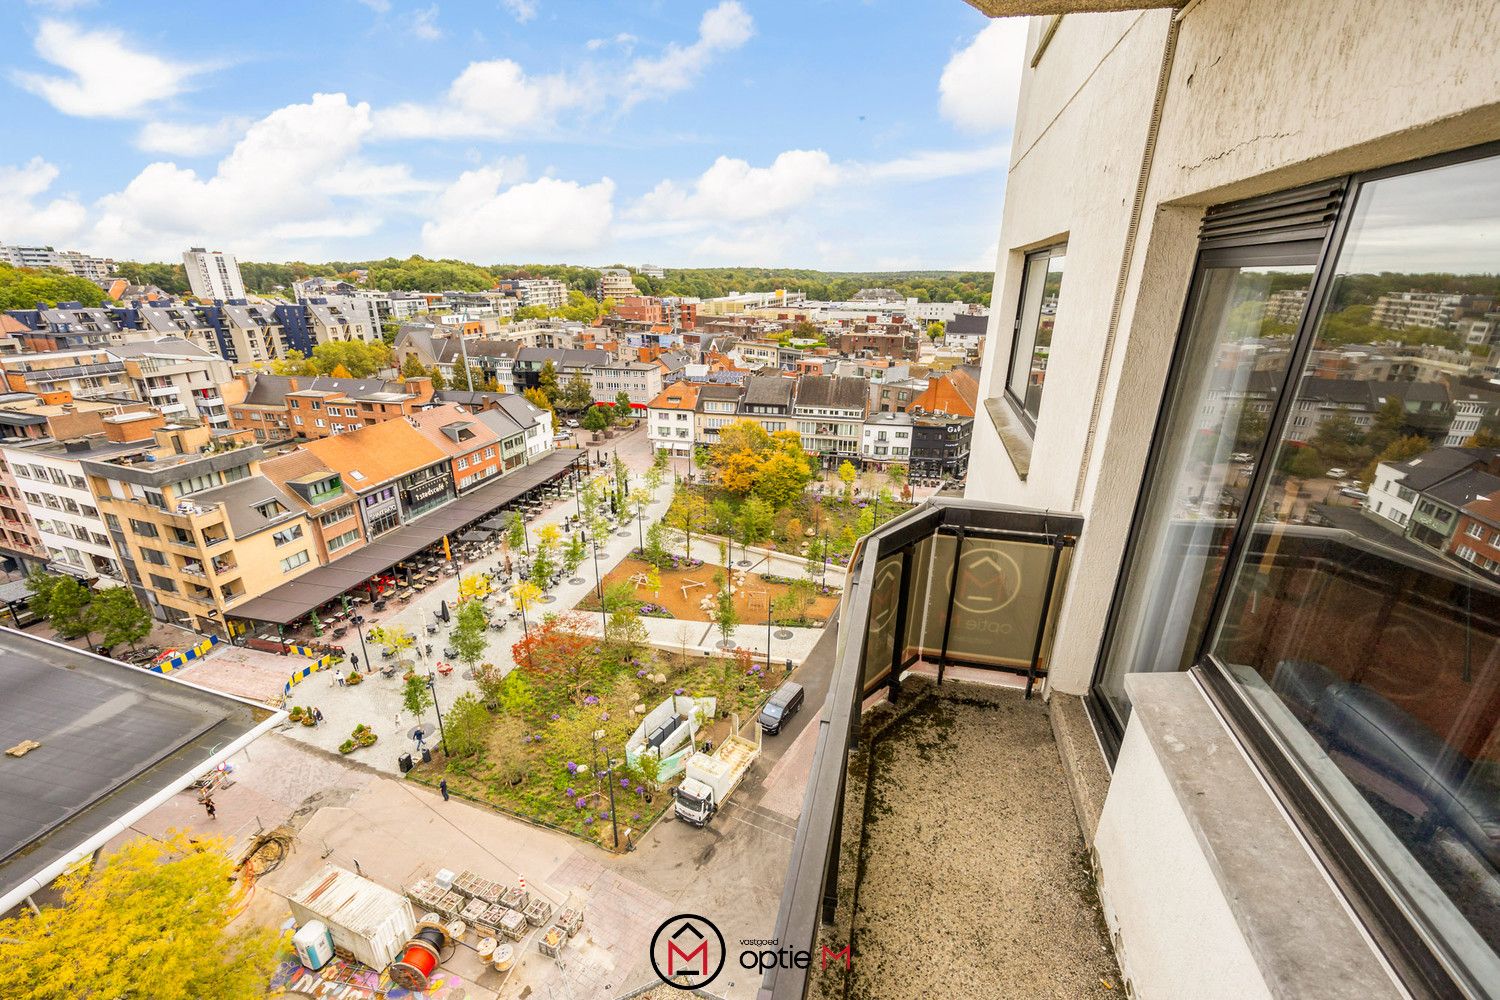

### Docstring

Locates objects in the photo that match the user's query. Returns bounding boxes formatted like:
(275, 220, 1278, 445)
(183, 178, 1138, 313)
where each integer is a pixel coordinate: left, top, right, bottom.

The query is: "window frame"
(1003, 243, 1067, 432)
(1087, 140, 1500, 1000)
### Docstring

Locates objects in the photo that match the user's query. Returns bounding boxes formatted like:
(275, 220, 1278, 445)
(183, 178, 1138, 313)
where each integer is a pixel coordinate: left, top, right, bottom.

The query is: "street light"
(586, 528, 607, 632)
(592, 729, 621, 852)
(350, 614, 372, 672)
(425, 671, 448, 755)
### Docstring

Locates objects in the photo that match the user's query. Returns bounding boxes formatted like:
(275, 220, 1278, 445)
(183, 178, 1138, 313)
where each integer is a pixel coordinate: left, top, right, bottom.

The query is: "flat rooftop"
(0, 629, 275, 903)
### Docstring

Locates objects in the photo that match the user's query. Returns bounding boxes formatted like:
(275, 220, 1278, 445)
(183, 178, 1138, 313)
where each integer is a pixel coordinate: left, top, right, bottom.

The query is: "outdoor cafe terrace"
(227, 450, 583, 640)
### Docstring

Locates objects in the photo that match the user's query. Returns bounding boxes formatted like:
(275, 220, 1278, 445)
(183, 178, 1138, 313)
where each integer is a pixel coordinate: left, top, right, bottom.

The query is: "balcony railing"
(759, 498, 1082, 1000)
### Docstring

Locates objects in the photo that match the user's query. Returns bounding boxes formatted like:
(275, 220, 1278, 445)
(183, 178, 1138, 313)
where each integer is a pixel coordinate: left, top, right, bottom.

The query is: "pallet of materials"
(555, 906, 584, 936)
(476, 903, 510, 935)
(523, 898, 553, 927)
(460, 896, 489, 923)
(404, 878, 446, 911)
(500, 886, 529, 911)
(437, 890, 466, 918)
(497, 908, 528, 941)
(538, 924, 567, 958)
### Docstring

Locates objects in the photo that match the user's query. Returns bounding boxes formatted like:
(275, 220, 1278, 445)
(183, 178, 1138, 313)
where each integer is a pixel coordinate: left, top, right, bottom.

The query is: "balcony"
(759, 499, 1119, 1000)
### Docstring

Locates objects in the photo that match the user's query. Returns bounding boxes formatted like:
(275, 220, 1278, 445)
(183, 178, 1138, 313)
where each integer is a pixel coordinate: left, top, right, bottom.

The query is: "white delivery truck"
(674, 714, 762, 827)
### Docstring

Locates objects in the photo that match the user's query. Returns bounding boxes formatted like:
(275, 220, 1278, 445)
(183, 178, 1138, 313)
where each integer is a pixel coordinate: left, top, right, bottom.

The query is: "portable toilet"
(293, 919, 335, 970)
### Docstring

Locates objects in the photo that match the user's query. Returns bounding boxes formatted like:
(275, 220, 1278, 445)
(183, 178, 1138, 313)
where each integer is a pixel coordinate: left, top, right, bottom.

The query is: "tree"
(0, 263, 107, 311)
(711, 420, 772, 469)
(712, 572, 739, 647)
(563, 530, 587, 579)
(528, 544, 555, 587)
(444, 692, 489, 759)
(522, 387, 556, 430)
(1465, 427, 1500, 448)
(428, 364, 448, 390)
(739, 496, 774, 545)
(370, 625, 416, 665)
(583, 404, 610, 434)
(28, 571, 93, 643)
(505, 513, 527, 555)
(645, 564, 662, 598)
(510, 612, 598, 702)
(400, 353, 427, 379)
(719, 449, 762, 496)
(838, 460, 859, 502)
(614, 391, 634, 424)
(1310, 412, 1371, 468)
(538, 359, 561, 404)
(451, 598, 489, 670)
(510, 580, 542, 633)
(754, 450, 812, 508)
(88, 586, 152, 653)
(606, 605, 647, 653)
(0, 831, 280, 1000)
(643, 520, 669, 567)
(783, 517, 803, 545)
(887, 462, 908, 492)
(456, 572, 490, 604)
(666, 490, 709, 558)
(403, 674, 434, 717)
(561, 373, 594, 411)
(1362, 434, 1432, 483)
(927, 320, 946, 342)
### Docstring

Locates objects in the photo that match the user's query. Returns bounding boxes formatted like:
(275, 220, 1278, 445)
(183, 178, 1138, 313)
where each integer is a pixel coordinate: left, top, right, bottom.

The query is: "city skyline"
(0, 0, 1023, 270)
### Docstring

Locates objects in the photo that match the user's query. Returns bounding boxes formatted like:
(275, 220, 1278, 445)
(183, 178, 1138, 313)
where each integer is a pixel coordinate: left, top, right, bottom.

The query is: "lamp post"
(587, 528, 607, 631)
(593, 729, 621, 852)
(425, 671, 448, 755)
(766, 586, 773, 671)
(350, 614, 372, 673)
(635, 496, 645, 551)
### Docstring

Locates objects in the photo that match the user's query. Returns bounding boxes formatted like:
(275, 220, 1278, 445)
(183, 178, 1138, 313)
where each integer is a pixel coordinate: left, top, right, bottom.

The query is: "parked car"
(565, 419, 580, 428)
(1231, 452, 1253, 464)
(1326, 467, 1349, 479)
(1339, 486, 1369, 500)
(758, 680, 805, 735)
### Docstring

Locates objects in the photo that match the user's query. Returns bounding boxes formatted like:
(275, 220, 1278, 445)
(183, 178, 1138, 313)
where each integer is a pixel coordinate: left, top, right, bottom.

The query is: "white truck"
(674, 714, 762, 827)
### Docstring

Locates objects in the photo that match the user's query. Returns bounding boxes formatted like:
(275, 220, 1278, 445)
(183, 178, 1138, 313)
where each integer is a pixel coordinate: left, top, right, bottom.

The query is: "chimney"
(288, 377, 300, 393)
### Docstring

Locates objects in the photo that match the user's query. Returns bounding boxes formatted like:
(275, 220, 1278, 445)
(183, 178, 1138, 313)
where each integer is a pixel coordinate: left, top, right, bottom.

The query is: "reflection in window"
(1007, 247, 1066, 425)
(1213, 153, 1500, 987)
(1094, 261, 1315, 725)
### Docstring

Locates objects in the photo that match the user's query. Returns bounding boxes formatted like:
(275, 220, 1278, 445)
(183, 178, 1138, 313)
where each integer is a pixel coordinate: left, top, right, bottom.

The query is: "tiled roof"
(648, 384, 699, 410)
(909, 369, 978, 417)
(405, 403, 501, 456)
(946, 314, 989, 336)
(302, 417, 447, 488)
(1426, 468, 1500, 509)
(242, 374, 408, 406)
(259, 450, 346, 513)
(794, 375, 867, 411)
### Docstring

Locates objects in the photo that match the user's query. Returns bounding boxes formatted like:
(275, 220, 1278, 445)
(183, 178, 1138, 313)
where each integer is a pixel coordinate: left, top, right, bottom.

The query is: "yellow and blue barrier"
(282, 648, 339, 700)
(150, 635, 220, 674)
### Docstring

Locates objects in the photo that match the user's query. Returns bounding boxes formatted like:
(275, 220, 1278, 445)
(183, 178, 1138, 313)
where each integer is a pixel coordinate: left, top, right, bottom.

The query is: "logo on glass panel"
(953, 547, 1022, 616)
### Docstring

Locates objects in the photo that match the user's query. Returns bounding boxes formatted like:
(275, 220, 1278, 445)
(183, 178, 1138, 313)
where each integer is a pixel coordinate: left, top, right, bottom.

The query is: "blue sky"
(0, 0, 1025, 269)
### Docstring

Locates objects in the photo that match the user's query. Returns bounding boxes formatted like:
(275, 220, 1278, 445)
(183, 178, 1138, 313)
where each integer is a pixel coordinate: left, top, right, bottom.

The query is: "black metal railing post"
(936, 527, 965, 685)
(1024, 533, 1067, 700)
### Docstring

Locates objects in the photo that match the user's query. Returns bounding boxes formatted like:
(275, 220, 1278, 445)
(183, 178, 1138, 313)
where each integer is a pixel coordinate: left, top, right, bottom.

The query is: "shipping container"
(286, 865, 415, 971)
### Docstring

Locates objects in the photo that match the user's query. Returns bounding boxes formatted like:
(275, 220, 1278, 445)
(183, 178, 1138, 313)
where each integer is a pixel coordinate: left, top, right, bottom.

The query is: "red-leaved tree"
(511, 612, 599, 703)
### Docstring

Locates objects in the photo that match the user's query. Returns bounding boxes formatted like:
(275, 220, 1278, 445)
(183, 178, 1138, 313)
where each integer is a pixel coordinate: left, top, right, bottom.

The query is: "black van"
(758, 681, 805, 735)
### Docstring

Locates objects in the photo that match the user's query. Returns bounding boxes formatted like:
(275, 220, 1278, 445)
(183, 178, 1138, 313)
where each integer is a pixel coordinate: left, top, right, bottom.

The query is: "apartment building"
(510, 347, 610, 394)
(8, 306, 119, 353)
(473, 408, 529, 475)
(512, 278, 567, 309)
(0, 348, 129, 399)
(597, 268, 636, 300)
(83, 421, 314, 631)
(259, 451, 366, 565)
(3, 434, 142, 586)
(647, 383, 698, 458)
(909, 413, 972, 479)
(303, 296, 379, 346)
(214, 301, 289, 364)
(613, 295, 665, 325)
(694, 383, 744, 447)
(0, 243, 115, 281)
(182, 248, 245, 300)
(590, 359, 662, 408)
(859, 411, 912, 466)
(491, 394, 553, 460)
(114, 340, 232, 428)
(1450, 492, 1500, 578)
(0, 448, 46, 573)
(131, 303, 220, 355)
(226, 374, 434, 443)
(302, 419, 453, 539)
(406, 404, 507, 494)
(791, 375, 866, 464)
(1372, 290, 1463, 330)
(941, 312, 989, 355)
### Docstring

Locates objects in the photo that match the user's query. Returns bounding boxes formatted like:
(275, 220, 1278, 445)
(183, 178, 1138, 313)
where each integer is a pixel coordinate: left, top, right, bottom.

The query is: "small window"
(1005, 245, 1066, 427)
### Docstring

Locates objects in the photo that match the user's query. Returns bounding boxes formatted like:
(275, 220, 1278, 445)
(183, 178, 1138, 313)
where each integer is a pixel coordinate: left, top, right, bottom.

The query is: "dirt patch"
(577, 556, 839, 624)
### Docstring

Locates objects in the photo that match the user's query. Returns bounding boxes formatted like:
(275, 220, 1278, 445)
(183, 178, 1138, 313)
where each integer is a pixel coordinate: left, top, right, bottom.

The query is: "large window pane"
(1007, 248, 1066, 423)
(1095, 260, 1315, 726)
(1212, 154, 1500, 986)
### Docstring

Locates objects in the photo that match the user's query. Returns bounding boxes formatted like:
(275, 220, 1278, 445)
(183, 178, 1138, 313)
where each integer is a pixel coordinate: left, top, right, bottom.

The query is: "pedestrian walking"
(202, 797, 217, 820)
(313, 707, 324, 725)
(439, 778, 449, 801)
(414, 727, 426, 752)
(334, 668, 345, 687)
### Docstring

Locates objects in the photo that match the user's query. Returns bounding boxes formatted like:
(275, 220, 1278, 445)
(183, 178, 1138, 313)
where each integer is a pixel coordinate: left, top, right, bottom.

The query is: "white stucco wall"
(967, 0, 1500, 695)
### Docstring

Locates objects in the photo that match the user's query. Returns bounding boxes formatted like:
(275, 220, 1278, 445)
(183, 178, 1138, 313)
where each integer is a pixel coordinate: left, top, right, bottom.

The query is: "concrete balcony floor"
(816, 674, 1119, 1000)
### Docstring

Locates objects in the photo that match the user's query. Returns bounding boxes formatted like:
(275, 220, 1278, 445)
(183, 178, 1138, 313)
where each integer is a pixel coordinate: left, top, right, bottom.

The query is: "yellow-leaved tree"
(0, 831, 282, 1000)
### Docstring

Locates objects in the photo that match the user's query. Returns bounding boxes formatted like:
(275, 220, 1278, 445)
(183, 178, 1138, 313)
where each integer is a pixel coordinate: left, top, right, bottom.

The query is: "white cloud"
(586, 32, 636, 53)
(0, 158, 88, 246)
(938, 18, 1026, 133)
(501, 0, 537, 24)
(375, 58, 590, 139)
(14, 19, 203, 119)
(857, 144, 1010, 182)
(135, 117, 253, 156)
(90, 93, 394, 258)
(421, 168, 615, 260)
(631, 150, 838, 224)
(411, 5, 443, 40)
(623, 1, 752, 106)
(357, 0, 391, 11)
